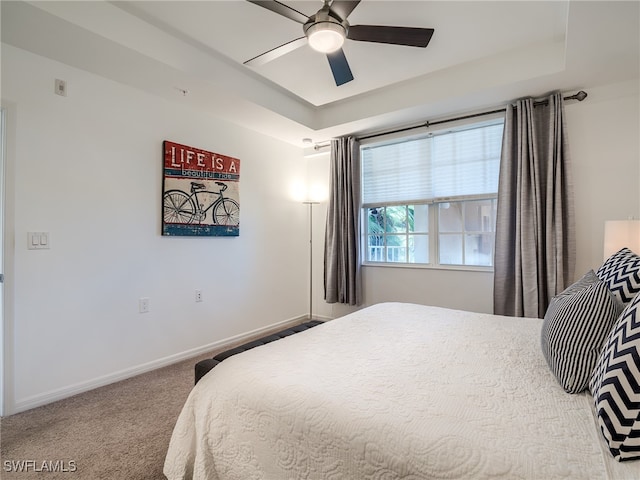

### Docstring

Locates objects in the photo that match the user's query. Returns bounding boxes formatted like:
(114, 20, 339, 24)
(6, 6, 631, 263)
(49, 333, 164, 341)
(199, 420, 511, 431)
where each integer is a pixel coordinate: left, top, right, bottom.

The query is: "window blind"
(362, 122, 504, 205)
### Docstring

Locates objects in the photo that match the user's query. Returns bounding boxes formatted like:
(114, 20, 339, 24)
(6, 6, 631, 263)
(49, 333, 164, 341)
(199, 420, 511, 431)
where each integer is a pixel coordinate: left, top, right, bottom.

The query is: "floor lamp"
(303, 201, 319, 320)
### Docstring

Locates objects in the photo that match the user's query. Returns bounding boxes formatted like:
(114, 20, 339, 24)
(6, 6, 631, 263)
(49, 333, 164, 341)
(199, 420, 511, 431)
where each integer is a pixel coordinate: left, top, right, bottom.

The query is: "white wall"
(312, 80, 640, 320)
(568, 80, 640, 275)
(2, 45, 309, 414)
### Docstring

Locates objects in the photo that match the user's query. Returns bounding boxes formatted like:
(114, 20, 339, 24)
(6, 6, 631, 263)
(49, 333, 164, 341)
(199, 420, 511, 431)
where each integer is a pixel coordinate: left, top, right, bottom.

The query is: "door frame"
(1, 102, 17, 416)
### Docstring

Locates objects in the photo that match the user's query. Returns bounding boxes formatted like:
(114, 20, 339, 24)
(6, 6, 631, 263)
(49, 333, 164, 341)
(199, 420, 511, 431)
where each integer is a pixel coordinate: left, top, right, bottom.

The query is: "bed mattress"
(164, 302, 639, 479)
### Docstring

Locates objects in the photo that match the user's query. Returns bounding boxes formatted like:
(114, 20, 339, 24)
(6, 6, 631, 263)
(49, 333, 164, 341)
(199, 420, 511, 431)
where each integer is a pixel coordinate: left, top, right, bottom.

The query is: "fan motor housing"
(303, 8, 349, 43)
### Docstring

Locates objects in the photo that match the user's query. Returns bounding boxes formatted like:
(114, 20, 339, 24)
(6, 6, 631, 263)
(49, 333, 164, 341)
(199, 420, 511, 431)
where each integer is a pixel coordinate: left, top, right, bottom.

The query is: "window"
(362, 120, 503, 268)
(366, 205, 429, 263)
(437, 198, 497, 266)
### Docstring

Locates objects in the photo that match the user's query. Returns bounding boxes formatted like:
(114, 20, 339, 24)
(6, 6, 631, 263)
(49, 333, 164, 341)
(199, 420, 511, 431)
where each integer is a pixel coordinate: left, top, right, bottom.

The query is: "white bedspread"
(164, 302, 640, 479)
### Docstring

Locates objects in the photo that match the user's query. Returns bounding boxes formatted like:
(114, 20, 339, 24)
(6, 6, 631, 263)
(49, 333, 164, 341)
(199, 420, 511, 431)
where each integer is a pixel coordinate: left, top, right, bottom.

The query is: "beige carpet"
(0, 349, 228, 480)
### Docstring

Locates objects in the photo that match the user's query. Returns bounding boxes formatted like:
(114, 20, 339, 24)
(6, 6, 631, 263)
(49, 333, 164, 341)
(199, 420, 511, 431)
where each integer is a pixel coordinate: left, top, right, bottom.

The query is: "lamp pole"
(304, 201, 319, 320)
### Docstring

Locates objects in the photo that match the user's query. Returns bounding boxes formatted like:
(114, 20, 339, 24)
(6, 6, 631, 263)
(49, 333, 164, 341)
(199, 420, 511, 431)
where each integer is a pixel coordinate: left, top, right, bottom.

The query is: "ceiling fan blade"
(244, 37, 308, 66)
(246, 0, 309, 24)
(327, 48, 354, 86)
(329, 0, 361, 21)
(347, 25, 434, 48)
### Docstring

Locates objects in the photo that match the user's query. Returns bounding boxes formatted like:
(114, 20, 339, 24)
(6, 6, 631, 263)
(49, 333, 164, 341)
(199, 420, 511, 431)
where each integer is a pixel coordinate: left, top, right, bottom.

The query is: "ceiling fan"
(244, 0, 435, 86)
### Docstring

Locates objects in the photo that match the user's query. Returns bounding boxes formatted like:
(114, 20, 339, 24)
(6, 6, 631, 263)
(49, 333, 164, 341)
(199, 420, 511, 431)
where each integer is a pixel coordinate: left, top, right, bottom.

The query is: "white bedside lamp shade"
(603, 220, 640, 260)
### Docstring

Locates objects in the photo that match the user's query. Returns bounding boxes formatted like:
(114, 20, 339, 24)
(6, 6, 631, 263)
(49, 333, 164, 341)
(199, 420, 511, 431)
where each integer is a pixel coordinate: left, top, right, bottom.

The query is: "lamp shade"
(603, 220, 640, 260)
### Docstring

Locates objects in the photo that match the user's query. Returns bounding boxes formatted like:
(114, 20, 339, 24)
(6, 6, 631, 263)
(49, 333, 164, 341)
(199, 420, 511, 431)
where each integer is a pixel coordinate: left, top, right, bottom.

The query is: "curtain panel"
(324, 136, 362, 305)
(493, 92, 575, 318)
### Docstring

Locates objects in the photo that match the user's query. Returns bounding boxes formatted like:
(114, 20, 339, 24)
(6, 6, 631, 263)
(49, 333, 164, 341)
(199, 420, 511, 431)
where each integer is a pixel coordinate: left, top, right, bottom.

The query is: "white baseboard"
(11, 314, 309, 415)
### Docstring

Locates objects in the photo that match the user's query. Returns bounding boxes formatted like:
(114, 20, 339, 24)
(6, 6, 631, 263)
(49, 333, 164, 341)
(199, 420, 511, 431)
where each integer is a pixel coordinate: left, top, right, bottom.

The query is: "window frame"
(364, 203, 430, 264)
(360, 118, 503, 272)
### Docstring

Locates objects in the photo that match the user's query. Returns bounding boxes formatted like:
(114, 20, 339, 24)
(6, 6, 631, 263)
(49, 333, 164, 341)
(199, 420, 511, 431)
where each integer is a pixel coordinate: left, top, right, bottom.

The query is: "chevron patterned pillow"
(541, 270, 623, 393)
(597, 247, 640, 305)
(589, 292, 640, 461)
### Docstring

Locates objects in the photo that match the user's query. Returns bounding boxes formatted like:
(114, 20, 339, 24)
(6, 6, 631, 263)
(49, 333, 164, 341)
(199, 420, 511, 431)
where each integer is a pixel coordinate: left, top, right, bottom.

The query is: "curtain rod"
(314, 90, 587, 149)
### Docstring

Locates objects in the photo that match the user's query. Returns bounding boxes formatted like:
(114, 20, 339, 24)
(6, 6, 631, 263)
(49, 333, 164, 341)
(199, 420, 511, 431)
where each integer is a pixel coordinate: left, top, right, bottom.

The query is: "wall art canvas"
(162, 140, 240, 236)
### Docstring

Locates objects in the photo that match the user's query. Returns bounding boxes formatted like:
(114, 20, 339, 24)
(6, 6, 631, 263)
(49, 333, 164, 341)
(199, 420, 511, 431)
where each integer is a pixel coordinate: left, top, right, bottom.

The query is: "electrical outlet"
(195, 290, 203, 303)
(139, 297, 150, 313)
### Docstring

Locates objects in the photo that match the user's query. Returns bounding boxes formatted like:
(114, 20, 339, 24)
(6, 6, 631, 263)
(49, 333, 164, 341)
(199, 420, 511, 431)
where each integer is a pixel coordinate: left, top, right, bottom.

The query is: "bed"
(164, 300, 639, 480)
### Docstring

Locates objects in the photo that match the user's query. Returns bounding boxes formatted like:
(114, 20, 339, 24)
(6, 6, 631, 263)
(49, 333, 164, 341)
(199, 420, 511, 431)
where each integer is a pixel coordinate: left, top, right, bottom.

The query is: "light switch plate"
(28, 232, 50, 249)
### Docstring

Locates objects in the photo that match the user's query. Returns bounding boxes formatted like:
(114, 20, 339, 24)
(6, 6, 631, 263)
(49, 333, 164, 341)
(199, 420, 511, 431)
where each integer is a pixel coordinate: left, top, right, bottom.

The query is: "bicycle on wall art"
(162, 140, 240, 237)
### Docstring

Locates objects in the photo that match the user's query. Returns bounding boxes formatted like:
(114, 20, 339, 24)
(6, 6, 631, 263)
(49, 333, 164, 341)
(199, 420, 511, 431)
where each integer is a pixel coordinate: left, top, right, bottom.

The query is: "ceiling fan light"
(307, 22, 345, 53)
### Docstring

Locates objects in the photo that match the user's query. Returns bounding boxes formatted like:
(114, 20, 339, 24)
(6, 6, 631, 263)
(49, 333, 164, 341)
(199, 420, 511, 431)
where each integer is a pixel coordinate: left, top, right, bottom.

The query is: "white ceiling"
(116, 0, 570, 106)
(2, 1, 639, 148)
